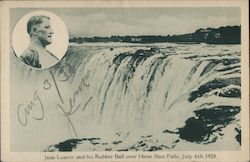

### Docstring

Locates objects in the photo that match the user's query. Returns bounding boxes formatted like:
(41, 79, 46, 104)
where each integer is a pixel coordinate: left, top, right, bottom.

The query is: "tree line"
(69, 26, 240, 44)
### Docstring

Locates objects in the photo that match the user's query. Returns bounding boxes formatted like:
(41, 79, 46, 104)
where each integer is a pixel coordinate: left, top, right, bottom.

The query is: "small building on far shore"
(131, 37, 142, 42)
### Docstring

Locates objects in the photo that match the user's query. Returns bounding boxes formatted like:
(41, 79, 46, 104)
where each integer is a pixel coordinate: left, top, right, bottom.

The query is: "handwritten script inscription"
(17, 69, 92, 138)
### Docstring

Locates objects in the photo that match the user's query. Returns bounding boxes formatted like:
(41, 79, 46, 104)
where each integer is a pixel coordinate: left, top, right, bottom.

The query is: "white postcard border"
(1, 0, 249, 162)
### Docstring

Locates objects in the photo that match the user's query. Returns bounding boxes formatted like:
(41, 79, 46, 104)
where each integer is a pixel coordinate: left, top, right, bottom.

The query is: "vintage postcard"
(1, 0, 249, 162)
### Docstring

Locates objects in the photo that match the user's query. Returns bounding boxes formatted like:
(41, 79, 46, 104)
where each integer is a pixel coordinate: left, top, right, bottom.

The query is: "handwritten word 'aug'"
(17, 90, 44, 126)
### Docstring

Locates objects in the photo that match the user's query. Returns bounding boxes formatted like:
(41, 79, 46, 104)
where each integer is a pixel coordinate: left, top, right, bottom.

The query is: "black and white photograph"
(1, 1, 249, 162)
(12, 10, 69, 69)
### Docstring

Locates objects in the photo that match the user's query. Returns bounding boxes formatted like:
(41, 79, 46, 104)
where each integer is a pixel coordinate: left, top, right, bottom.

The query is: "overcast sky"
(11, 7, 240, 37)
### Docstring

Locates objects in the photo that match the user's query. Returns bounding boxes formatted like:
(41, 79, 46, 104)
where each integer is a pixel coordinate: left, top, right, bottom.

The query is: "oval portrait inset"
(12, 11, 69, 69)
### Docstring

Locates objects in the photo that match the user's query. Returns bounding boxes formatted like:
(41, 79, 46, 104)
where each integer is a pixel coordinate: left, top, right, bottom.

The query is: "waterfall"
(48, 43, 241, 151)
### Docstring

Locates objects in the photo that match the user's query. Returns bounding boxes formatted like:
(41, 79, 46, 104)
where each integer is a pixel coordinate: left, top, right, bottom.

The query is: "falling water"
(46, 43, 241, 151)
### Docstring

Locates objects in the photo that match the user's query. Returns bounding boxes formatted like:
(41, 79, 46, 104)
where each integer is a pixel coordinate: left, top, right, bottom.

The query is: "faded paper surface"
(1, 0, 249, 162)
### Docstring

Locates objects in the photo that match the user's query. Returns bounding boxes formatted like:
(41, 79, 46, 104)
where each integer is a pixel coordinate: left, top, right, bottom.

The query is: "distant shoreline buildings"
(69, 26, 240, 44)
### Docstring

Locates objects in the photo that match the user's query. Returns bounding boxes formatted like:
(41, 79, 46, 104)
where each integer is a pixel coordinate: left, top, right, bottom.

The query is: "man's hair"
(27, 15, 50, 36)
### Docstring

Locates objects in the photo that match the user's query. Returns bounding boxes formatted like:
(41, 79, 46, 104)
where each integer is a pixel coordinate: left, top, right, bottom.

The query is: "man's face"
(35, 18, 54, 46)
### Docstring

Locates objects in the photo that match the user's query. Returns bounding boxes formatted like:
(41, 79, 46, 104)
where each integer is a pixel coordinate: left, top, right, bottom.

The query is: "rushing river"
(11, 43, 241, 151)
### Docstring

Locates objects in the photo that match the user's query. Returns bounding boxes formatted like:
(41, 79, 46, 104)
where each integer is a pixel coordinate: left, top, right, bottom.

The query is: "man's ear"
(30, 27, 38, 36)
